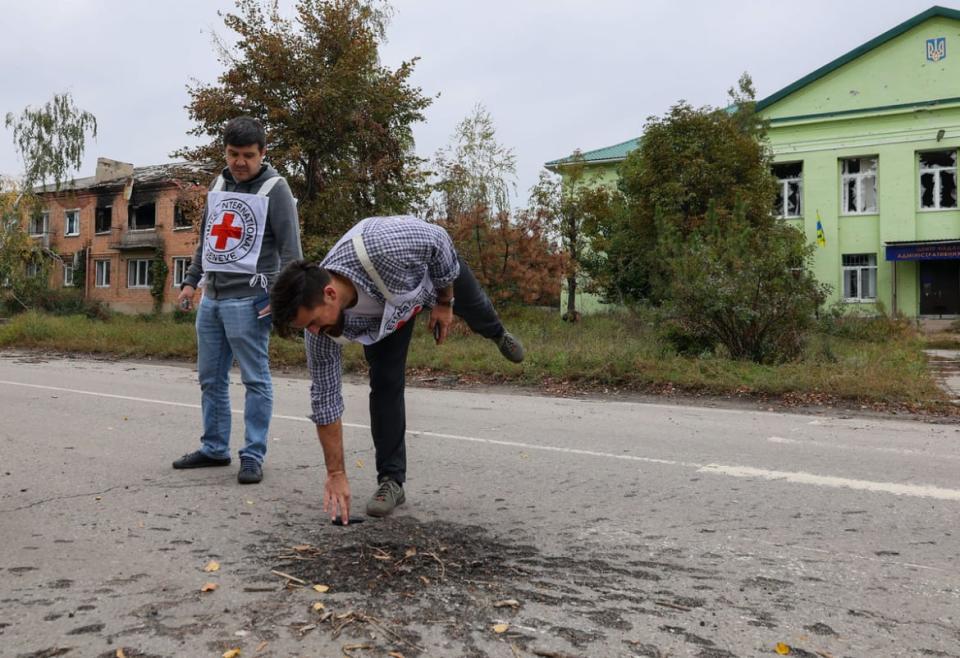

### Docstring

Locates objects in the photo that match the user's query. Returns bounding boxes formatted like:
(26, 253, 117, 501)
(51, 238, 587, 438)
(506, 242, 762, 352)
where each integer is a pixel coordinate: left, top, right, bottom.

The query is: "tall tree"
(429, 103, 517, 220)
(611, 73, 777, 302)
(177, 0, 432, 257)
(5, 92, 98, 192)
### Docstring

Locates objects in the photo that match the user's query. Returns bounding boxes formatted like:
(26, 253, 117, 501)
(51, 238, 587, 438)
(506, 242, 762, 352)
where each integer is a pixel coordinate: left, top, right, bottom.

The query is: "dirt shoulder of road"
(8, 347, 959, 424)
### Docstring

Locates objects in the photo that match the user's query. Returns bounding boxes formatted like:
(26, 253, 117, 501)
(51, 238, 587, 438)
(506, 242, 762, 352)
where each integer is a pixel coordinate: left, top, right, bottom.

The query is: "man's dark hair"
(224, 116, 266, 151)
(271, 260, 333, 338)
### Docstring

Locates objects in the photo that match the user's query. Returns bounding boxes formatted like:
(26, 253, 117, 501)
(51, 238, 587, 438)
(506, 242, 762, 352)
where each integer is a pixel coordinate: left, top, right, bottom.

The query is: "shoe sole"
(172, 461, 231, 469)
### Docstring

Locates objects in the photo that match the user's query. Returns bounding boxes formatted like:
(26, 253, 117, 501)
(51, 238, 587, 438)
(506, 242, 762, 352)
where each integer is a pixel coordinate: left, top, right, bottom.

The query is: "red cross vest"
(201, 175, 280, 278)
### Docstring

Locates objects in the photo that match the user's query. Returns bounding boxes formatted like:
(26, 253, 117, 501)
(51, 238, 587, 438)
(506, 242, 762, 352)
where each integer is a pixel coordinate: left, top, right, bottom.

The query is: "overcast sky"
(0, 0, 951, 204)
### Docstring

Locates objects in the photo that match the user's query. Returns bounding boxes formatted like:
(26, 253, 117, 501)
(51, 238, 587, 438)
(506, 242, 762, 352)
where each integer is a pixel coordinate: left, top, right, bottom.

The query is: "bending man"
(271, 215, 524, 521)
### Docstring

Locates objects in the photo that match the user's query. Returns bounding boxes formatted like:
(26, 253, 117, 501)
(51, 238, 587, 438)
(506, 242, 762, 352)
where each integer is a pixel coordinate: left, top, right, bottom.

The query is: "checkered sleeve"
(305, 330, 344, 426)
(426, 222, 460, 289)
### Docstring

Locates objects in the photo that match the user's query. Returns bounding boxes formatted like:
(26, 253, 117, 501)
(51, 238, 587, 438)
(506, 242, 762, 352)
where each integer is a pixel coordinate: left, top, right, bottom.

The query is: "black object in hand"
(433, 323, 441, 341)
(332, 516, 365, 526)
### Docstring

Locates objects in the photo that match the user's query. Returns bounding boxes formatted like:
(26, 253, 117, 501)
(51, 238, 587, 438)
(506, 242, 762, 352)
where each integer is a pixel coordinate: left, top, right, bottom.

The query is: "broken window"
(174, 204, 191, 229)
(919, 150, 957, 210)
(95, 205, 112, 234)
(842, 253, 877, 301)
(29, 211, 48, 235)
(128, 202, 156, 230)
(64, 209, 80, 236)
(841, 158, 878, 214)
(772, 162, 802, 218)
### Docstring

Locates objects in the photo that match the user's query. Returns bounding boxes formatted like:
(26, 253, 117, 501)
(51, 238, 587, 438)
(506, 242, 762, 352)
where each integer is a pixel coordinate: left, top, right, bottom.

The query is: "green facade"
(547, 6, 960, 317)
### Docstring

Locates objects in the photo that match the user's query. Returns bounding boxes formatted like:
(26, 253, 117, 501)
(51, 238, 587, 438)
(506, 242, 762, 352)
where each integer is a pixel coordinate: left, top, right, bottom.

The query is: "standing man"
(270, 216, 524, 521)
(173, 116, 303, 484)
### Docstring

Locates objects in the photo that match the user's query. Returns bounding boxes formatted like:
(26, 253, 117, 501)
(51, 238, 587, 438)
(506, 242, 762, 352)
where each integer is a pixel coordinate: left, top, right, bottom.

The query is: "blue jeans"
(195, 294, 273, 463)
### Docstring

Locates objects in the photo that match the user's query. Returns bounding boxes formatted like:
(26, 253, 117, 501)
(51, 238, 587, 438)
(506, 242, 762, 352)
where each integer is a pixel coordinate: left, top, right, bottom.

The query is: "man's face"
(292, 301, 346, 337)
(225, 143, 265, 182)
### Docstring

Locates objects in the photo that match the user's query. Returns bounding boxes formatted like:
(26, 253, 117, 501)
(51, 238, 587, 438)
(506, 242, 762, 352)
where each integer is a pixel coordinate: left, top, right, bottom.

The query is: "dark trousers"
(363, 257, 504, 484)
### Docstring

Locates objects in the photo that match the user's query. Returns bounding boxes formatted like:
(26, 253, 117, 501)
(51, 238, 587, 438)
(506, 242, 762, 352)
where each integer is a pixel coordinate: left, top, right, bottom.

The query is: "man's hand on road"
(324, 471, 351, 524)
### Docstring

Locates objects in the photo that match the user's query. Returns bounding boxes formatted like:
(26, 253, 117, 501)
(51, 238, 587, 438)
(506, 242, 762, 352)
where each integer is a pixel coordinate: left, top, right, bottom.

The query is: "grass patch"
(0, 307, 948, 411)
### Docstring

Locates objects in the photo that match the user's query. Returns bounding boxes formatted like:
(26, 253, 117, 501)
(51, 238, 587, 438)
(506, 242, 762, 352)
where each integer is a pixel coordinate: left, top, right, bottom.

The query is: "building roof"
(545, 5, 959, 169)
(544, 137, 642, 170)
(36, 161, 215, 194)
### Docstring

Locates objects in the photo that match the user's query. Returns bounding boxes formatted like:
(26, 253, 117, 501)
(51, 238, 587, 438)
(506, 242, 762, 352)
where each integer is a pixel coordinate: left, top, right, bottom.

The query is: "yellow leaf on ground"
(388, 652, 405, 658)
(775, 643, 791, 655)
(204, 560, 220, 572)
(355, 458, 364, 468)
(492, 623, 509, 634)
(493, 599, 520, 608)
(223, 650, 241, 658)
(116, 650, 126, 658)
(312, 602, 326, 612)
(255, 641, 268, 653)
(200, 582, 218, 592)
(245, 500, 254, 505)
(404, 547, 417, 558)
(312, 584, 330, 593)
(292, 544, 312, 551)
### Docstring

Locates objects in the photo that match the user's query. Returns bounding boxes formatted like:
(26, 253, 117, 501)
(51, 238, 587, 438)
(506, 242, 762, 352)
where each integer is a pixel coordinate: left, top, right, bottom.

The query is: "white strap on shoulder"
(211, 175, 226, 192)
(257, 176, 281, 196)
(351, 233, 395, 303)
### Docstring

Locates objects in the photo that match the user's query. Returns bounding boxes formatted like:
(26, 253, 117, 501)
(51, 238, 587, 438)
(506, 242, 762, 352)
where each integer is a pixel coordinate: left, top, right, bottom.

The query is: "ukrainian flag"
(815, 211, 826, 247)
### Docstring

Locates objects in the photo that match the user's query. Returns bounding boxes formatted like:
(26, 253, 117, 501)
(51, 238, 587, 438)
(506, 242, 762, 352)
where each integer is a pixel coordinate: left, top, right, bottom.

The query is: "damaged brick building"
(29, 158, 213, 313)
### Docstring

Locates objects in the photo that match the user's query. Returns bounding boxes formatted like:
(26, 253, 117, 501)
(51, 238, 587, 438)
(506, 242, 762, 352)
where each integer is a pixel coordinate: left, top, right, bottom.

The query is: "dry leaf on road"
(201, 582, 219, 592)
(312, 602, 326, 612)
(492, 623, 510, 634)
(313, 584, 330, 593)
(775, 643, 791, 655)
(223, 650, 241, 658)
(204, 560, 220, 572)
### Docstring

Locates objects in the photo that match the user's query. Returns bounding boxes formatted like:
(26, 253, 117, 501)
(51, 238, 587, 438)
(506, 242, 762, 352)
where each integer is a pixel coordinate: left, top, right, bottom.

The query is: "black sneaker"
(366, 478, 405, 517)
(237, 456, 263, 484)
(172, 450, 231, 469)
(496, 331, 525, 363)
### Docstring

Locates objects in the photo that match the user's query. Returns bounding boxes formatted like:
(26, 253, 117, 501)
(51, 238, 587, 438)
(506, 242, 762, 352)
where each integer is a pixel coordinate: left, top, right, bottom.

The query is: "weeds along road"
(1, 350, 959, 658)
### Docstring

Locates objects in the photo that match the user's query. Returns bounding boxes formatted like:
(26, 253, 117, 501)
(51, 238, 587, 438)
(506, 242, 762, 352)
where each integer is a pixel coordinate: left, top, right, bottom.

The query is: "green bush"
(817, 303, 913, 342)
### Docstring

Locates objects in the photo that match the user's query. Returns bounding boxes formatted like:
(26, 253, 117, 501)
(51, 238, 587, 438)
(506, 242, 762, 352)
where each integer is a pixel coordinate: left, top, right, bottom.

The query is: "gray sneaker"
(496, 331, 525, 363)
(366, 478, 405, 517)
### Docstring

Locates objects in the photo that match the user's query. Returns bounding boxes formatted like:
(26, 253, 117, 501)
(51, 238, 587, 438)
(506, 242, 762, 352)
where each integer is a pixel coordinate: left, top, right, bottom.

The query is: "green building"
(547, 6, 960, 318)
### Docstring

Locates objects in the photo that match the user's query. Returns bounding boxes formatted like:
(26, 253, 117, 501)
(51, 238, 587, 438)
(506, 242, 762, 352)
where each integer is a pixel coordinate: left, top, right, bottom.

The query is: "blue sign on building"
(927, 37, 947, 62)
(886, 241, 960, 261)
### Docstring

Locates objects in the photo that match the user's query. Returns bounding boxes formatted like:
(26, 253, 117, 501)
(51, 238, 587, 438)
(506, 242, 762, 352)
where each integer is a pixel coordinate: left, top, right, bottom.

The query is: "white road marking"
(4, 379, 960, 502)
(766, 434, 959, 460)
(698, 464, 960, 501)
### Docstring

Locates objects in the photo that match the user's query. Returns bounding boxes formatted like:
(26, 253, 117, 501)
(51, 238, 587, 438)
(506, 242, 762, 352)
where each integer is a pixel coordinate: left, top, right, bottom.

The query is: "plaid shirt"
(306, 216, 460, 425)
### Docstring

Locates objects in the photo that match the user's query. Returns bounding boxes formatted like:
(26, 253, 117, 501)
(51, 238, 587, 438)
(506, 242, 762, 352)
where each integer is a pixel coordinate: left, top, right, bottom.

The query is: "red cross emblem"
(211, 212, 243, 250)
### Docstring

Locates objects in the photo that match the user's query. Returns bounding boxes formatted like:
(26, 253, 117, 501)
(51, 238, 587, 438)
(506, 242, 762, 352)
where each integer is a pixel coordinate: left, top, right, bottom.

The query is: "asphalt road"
(1, 350, 958, 658)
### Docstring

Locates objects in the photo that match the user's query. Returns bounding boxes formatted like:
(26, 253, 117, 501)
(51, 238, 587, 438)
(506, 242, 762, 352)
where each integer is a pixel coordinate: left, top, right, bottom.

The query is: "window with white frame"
(841, 157, 878, 214)
(842, 253, 877, 301)
(29, 211, 48, 236)
(64, 209, 80, 236)
(95, 260, 111, 288)
(919, 150, 957, 210)
(127, 259, 154, 288)
(773, 162, 802, 218)
(26, 261, 40, 278)
(172, 257, 191, 288)
(63, 260, 75, 287)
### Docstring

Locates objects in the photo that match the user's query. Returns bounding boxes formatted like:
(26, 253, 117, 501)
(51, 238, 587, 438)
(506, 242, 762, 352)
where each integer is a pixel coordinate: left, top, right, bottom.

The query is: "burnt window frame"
(840, 157, 879, 215)
(95, 205, 113, 234)
(127, 201, 157, 231)
(772, 162, 803, 219)
(918, 149, 958, 211)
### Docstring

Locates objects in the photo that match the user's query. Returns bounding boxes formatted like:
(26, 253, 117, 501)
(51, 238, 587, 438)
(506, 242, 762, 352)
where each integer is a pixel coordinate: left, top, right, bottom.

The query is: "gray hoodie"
(182, 164, 303, 299)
